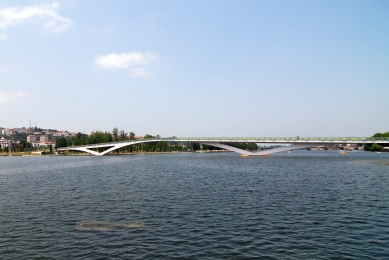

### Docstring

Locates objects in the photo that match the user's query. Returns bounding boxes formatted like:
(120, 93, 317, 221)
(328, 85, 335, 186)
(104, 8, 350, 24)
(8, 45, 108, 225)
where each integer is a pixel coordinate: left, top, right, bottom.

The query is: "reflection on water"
(77, 220, 145, 231)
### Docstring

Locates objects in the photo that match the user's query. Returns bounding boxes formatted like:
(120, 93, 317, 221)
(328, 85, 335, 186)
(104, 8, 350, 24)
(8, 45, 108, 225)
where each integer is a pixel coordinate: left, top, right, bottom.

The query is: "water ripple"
(1, 151, 389, 259)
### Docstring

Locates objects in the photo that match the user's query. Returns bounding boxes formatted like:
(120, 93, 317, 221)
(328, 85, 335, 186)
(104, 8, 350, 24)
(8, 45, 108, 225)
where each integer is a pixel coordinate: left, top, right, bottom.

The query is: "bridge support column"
(199, 143, 316, 156)
(71, 147, 104, 156)
(199, 142, 253, 155)
(251, 144, 316, 155)
(64, 141, 142, 156)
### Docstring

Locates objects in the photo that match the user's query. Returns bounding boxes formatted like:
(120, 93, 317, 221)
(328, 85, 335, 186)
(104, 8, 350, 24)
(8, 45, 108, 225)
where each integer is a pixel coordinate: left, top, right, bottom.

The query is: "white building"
(0, 137, 16, 150)
(53, 131, 71, 137)
(40, 135, 49, 142)
(27, 135, 37, 142)
(1, 129, 10, 136)
(31, 141, 55, 149)
(18, 127, 34, 134)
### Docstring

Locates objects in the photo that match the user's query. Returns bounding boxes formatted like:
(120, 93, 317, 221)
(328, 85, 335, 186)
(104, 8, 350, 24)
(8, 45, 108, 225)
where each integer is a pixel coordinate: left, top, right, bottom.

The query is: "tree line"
(364, 132, 389, 151)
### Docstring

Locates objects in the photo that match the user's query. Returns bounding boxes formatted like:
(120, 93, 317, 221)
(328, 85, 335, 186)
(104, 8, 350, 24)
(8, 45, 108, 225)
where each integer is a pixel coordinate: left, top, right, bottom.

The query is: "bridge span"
(57, 137, 389, 156)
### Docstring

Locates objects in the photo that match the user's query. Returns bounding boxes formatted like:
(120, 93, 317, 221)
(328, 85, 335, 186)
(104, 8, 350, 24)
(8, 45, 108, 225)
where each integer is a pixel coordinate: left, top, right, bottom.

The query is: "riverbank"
(1, 153, 42, 156)
(0, 150, 235, 157)
(63, 150, 233, 156)
(0, 152, 55, 156)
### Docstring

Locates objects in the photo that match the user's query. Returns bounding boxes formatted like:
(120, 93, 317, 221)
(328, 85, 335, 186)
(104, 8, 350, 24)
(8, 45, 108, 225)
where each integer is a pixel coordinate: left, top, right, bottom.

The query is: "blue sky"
(1, 0, 388, 137)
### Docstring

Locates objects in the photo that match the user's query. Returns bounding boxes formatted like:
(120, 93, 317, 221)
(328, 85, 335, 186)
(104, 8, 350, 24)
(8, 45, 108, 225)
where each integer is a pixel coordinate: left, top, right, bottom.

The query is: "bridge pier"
(70, 143, 131, 156)
(199, 142, 315, 156)
(72, 147, 103, 156)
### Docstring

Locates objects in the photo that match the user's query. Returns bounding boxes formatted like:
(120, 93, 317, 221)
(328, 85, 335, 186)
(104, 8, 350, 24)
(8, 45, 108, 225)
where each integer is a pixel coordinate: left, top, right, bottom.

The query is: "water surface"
(1, 151, 388, 259)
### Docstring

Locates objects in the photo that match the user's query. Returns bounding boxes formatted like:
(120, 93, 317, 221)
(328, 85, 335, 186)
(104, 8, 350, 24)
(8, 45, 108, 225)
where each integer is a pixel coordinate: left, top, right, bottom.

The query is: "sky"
(0, 0, 388, 137)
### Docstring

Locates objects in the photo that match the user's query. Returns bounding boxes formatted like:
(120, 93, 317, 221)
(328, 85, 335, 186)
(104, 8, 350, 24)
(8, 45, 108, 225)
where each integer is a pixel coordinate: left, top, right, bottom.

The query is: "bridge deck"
(57, 137, 389, 151)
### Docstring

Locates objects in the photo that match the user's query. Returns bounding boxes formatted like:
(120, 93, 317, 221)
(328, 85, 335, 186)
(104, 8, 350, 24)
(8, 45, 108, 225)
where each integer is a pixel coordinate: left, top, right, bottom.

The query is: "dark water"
(1, 151, 388, 259)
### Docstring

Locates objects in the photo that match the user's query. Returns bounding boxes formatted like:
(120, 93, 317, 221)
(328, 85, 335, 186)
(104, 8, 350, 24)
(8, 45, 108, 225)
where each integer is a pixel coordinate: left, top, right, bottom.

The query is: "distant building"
(0, 137, 16, 150)
(53, 131, 71, 137)
(18, 127, 35, 134)
(40, 135, 49, 142)
(1, 129, 10, 136)
(27, 135, 37, 142)
(0, 137, 8, 149)
(345, 144, 357, 151)
(31, 141, 55, 149)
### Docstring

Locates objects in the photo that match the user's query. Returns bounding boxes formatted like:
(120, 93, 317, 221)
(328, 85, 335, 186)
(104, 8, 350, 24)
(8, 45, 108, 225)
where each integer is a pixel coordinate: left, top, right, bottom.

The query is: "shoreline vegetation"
(364, 132, 389, 152)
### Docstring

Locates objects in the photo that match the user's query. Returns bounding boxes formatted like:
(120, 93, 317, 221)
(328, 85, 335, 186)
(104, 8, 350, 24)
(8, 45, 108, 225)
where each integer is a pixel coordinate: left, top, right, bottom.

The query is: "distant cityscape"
(0, 125, 76, 151)
(0, 125, 157, 153)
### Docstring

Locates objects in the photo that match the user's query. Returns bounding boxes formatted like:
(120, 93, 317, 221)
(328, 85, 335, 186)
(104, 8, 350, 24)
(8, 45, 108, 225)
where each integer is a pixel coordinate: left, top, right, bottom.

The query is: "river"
(1, 151, 388, 259)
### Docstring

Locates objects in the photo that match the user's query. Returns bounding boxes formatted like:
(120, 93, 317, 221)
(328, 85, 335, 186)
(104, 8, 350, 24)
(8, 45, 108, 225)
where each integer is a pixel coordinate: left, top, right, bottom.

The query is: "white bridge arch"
(57, 137, 389, 156)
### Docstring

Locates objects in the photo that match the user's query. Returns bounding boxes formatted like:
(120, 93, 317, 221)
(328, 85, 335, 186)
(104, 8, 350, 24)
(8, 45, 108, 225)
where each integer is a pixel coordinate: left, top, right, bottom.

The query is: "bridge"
(57, 137, 389, 156)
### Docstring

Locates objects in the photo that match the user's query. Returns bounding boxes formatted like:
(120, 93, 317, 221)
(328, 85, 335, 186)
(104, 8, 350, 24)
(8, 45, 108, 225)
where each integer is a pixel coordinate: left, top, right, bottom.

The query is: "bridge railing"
(175, 137, 389, 141)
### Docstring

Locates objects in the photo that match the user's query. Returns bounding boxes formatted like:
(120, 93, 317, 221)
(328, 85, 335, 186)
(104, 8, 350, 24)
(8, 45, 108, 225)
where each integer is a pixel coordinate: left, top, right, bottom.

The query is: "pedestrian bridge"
(57, 137, 389, 156)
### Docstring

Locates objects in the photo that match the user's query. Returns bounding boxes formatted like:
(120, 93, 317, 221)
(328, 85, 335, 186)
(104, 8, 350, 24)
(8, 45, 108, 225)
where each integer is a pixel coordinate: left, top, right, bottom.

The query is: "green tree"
(372, 132, 389, 138)
(119, 130, 127, 141)
(71, 132, 88, 146)
(117, 130, 128, 152)
(17, 140, 27, 152)
(26, 142, 32, 149)
(86, 131, 112, 145)
(371, 143, 381, 151)
(129, 131, 135, 140)
(55, 137, 67, 149)
(192, 142, 201, 150)
(366, 132, 389, 151)
(112, 127, 118, 141)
